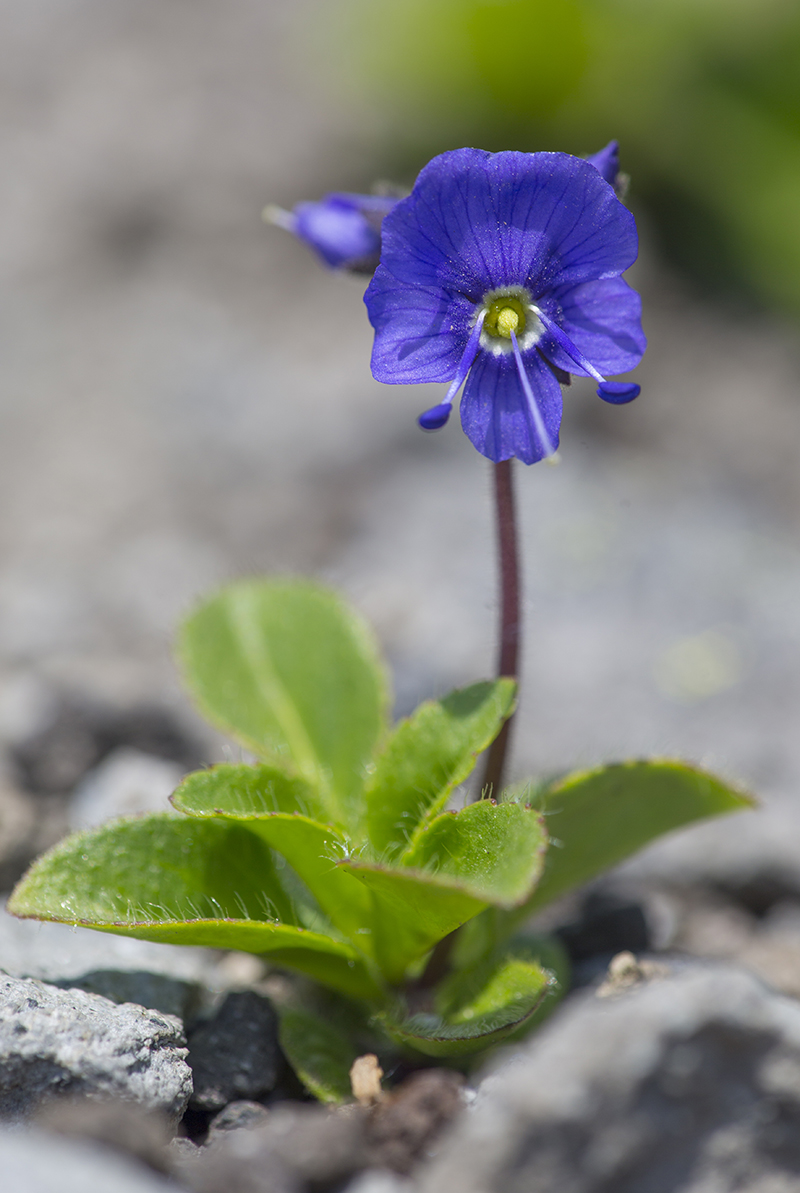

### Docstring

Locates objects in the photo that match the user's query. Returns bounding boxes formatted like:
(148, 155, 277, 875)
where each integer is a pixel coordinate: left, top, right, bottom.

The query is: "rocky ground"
(4, 1, 800, 1190)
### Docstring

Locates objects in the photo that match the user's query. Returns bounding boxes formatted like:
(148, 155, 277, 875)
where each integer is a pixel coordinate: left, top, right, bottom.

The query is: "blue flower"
(364, 148, 646, 464)
(585, 140, 620, 188)
(265, 193, 399, 273)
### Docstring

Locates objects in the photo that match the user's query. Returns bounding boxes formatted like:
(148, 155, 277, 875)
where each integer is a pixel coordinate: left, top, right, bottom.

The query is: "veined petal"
(541, 277, 646, 377)
(460, 350, 562, 465)
(378, 148, 495, 296)
(366, 265, 474, 384)
(378, 150, 638, 297)
(585, 141, 620, 187)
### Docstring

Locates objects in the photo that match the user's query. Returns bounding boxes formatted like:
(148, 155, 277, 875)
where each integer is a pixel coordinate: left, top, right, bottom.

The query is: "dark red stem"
(415, 461, 521, 992)
(479, 458, 520, 798)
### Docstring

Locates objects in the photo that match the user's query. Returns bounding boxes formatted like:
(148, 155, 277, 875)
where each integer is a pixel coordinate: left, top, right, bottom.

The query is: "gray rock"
(0, 895, 208, 1018)
(418, 959, 800, 1193)
(0, 1128, 180, 1193)
(345, 1174, 414, 1193)
(54, 968, 199, 1021)
(170, 1136, 201, 1163)
(0, 894, 216, 985)
(177, 1102, 368, 1193)
(36, 1095, 174, 1174)
(0, 973, 192, 1121)
(207, 1100, 271, 1138)
(68, 747, 184, 830)
(179, 1070, 466, 1193)
(0, 897, 267, 1018)
(0, 775, 37, 892)
(366, 1069, 465, 1176)
(187, 990, 281, 1112)
(9, 696, 203, 799)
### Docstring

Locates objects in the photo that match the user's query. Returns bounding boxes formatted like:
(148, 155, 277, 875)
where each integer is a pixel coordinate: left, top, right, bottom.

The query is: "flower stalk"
(480, 458, 521, 798)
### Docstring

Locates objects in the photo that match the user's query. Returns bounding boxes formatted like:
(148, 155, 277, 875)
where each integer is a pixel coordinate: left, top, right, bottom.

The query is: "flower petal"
(541, 276, 646, 377)
(293, 197, 380, 268)
(584, 141, 620, 187)
(366, 265, 474, 384)
(460, 350, 562, 465)
(378, 149, 638, 296)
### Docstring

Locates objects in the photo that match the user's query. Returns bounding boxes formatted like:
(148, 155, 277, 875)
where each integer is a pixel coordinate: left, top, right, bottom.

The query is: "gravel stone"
(344, 1174, 414, 1193)
(36, 1096, 174, 1174)
(177, 1102, 368, 1193)
(187, 991, 281, 1112)
(0, 1127, 180, 1193)
(0, 898, 266, 1017)
(0, 775, 37, 892)
(366, 1069, 465, 1175)
(10, 698, 203, 798)
(207, 1101, 271, 1138)
(0, 973, 192, 1121)
(68, 747, 184, 830)
(418, 959, 800, 1193)
(54, 969, 200, 1022)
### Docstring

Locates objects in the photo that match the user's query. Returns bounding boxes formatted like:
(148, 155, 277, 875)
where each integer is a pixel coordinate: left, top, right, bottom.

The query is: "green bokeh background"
(329, 0, 800, 313)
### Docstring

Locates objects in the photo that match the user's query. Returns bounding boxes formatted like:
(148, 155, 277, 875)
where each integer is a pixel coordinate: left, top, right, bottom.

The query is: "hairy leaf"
(8, 815, 383, 1001)
(340, 861, 487, 983)
(522, 759, 754, 918)
(381, 952, 555, 1057)
(364, 679, 516, 857)
(178, 580, 389, 829)
(342, 801, 546, 981)
(172, 763, 324, 819)
(173, 765, 374, 950)
(400, 798, 546, 906)
(444, 929, 569, 1041)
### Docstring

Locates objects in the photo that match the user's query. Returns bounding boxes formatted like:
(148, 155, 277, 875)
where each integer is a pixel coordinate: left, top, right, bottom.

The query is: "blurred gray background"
(2, 0, 800, 883)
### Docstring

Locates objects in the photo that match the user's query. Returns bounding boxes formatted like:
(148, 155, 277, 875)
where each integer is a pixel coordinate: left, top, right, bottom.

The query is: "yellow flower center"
(496, 307, 519, 337)
(483, 295, 527, 341)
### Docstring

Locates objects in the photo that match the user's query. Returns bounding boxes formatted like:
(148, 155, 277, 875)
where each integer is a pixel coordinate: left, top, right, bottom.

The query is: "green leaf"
(342, 801, 547, 982)
(340, 862, 487, 984)
(178, 579, 389, 829)
(452, 910, 568, 980)
(277, 1006, 358, 1104)
(172, 762, 324, 819)
(380, 952, 555, 1058)
(364, 679, 516, 858)
(518, 759, 754, 922)
(173, 765, 375, 951)
(446, 928, 569, 1042)
(8, 815, 384, 1002)
(400, 799, 547, 906)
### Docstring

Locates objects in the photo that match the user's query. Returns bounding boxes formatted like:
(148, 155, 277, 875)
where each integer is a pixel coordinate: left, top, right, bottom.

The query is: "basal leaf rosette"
(8, 579, 754, 1070)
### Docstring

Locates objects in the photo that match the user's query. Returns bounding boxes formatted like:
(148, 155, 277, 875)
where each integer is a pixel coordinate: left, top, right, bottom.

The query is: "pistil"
(496, 307, 520, 338)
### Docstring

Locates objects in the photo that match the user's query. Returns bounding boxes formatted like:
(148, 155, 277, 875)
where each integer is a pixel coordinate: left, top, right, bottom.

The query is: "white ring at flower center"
(476, 286, 545, 357)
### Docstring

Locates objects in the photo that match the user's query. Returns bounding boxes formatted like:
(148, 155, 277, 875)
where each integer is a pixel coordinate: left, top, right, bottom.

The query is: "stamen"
(535, 308, 641, 405)
(417, 309, 486, 432)
(510, 330, 556, 459)
(418, 403, 452, 430)
(261, 204, 297, 232)
(597, 382, 640, 404)
(534, 308, 606, 384)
